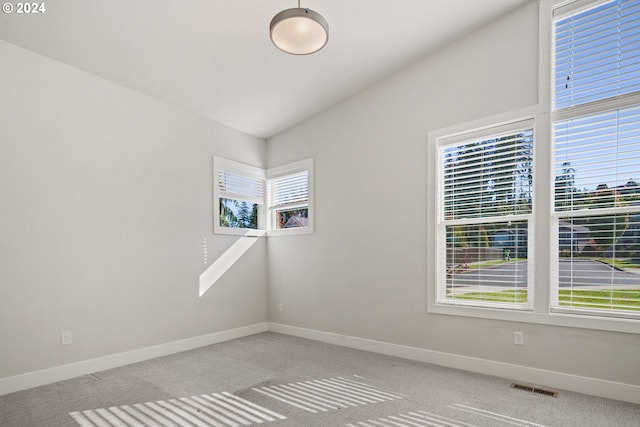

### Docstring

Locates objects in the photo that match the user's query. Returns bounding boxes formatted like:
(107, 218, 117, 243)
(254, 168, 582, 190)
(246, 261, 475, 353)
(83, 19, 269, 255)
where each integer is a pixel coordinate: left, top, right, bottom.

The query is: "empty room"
(1, 0, 640, 426)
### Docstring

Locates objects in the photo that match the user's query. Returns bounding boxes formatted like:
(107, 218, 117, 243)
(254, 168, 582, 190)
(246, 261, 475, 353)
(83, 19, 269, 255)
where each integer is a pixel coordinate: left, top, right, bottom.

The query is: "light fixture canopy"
(270, 3, 329, 55)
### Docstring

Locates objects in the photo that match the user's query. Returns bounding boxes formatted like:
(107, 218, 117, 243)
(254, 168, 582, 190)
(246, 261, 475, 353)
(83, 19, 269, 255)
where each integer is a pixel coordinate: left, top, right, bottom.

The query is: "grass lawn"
(451, 288, 640, 311)
(467, 259, 526, 269)
(558, 289, 640, 311)
(451, 289, 528, 303)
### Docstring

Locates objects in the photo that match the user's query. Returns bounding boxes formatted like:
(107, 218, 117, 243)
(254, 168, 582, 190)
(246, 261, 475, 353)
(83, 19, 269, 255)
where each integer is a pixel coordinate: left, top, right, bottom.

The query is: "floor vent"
(511, 383, 558, 398)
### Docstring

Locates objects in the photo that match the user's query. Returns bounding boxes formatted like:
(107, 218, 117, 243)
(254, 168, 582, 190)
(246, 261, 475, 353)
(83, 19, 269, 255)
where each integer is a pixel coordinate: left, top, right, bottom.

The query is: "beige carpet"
(1, 332, 638, 426)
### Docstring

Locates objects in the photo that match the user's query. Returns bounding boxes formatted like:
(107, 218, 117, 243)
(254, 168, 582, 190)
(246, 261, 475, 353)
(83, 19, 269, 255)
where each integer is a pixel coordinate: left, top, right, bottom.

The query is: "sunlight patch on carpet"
(346, 409, 477, 427)
(69, 391, 285, 426)
(347, 406, 548, 427)
(253, 376, 404, 414)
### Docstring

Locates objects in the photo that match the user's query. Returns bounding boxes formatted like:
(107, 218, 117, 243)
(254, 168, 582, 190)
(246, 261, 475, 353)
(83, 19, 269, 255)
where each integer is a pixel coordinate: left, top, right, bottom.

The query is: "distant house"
(490, 222, 593, 258)
(558, 221, 592, 256)
(616, 180, 640, 198)
(283, 215, 307, 229)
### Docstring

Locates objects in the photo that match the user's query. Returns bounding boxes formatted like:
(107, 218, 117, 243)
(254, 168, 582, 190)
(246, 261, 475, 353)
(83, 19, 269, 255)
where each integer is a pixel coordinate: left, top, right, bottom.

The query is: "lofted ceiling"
(0, 0, 531, 138)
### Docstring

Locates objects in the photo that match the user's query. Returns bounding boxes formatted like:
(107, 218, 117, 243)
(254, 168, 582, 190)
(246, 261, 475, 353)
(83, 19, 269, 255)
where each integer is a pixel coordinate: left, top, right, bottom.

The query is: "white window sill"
(427, 301, 640, 334)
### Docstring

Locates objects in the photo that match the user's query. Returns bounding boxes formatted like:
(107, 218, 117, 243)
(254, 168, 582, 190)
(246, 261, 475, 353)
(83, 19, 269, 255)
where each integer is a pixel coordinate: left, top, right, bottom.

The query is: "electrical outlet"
(278, 303, 283, 312)
(61, 331, 72, 346)
(513, 331, 524, 346)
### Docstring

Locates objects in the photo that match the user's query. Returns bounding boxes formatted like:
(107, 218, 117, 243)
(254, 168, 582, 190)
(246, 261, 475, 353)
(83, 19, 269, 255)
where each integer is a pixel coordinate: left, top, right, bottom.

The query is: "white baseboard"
(268, 322, 640, 405)
(0, 322, 268, 397)
(4, 322, 637, 404)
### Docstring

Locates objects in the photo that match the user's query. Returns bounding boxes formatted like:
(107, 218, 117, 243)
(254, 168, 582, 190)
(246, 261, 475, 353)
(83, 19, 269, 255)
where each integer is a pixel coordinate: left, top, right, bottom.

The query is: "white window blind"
(270, 171, 309, 209)
(442, 129, 534, 220)
(554, 104, 640, 212)
(437, 123, 534, 310)
(554, 0, 640, 110)
(218, 169, 265, 205)
(552, 0, 640, 319)
(552, 104, 640, 318)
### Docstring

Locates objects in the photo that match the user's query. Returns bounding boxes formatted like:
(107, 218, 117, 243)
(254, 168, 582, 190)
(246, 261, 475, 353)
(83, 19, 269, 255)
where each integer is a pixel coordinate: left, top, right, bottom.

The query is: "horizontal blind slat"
(553, 104, 640, 212)
(271, 171, 309, 208)
(218, 170, 265, 204)
(442, 129, 533, 221)
(554, 0, 640, 109)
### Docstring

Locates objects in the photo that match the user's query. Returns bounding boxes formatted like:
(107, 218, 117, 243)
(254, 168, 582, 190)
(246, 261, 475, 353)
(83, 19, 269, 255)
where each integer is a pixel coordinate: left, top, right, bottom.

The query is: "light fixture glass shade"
(270, 8, 328, 55)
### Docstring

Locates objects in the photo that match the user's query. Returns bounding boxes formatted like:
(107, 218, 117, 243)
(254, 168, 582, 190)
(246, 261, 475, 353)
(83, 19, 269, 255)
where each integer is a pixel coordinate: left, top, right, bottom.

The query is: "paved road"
(449, 259, 640, 287)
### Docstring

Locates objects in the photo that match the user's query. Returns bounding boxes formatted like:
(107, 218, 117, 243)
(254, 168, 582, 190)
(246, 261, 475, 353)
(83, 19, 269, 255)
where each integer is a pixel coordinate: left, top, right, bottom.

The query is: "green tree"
(220, 198, 239, 227)
(491, 136, 518, 215)
(249, 204, 258, 229)
(238, 201, 251, 228)
(444, 132, 532, 220)
(445, 141, 487, 219)
(555, 161, 577, 210)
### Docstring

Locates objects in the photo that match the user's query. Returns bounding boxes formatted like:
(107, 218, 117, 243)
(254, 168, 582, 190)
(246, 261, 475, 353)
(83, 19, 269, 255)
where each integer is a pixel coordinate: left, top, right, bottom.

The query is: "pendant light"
(270, 1, 329, 55)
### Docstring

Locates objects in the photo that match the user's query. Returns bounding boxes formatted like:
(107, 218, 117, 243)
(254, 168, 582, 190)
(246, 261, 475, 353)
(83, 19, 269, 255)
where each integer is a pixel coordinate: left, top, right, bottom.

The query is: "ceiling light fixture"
(270, 1, 329, 55)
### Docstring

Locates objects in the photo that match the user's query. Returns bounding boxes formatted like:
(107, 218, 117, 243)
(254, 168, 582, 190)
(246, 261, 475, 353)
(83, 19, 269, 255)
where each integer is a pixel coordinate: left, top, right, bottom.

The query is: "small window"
(267, 159, 314, 235)
(271, 171, 309, 230)
(213, 157, 265, 236)
(213, 157, 313, 236)
(437, 120, 534, 310)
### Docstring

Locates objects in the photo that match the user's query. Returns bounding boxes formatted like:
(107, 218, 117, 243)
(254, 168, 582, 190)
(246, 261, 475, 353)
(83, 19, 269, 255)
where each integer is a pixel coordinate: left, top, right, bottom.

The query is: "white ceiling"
(0, 0, 531, 138)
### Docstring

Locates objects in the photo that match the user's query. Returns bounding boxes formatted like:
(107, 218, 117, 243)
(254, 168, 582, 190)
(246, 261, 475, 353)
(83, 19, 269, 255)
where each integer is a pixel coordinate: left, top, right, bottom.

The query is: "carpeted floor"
(0, 332, 638, 426)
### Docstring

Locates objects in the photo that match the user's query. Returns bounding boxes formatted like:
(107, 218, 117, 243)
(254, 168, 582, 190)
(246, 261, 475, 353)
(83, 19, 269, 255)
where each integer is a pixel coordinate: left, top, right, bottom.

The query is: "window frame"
(435, 118, 536, 312)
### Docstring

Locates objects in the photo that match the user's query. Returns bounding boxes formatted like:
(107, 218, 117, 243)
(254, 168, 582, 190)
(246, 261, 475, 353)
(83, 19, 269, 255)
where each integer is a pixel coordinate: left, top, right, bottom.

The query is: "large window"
(428, 0, 640, 331)
(437, 121, 534, 310)
(213, 157, 313, 236)
(551, 0, 640, 318)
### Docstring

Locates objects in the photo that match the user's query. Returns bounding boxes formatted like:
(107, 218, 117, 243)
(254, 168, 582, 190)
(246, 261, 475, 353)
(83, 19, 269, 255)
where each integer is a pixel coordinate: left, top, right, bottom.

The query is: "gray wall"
(0, 40, 267, 380)
(266, 2, 640, 387)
